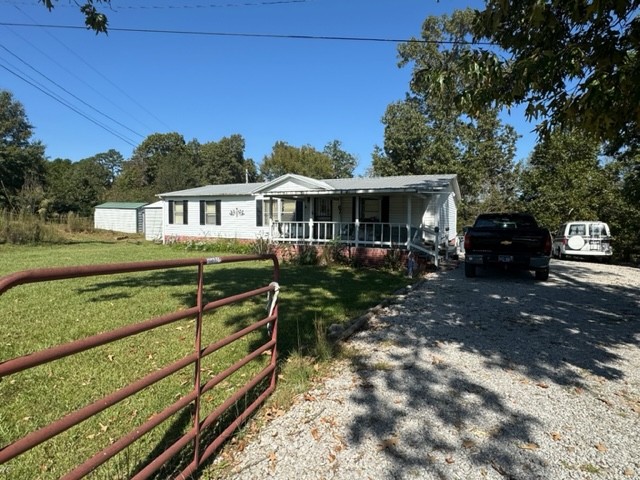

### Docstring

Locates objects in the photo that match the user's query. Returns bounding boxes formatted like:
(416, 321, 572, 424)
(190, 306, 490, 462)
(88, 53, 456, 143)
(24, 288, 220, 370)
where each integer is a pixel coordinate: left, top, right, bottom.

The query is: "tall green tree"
(371, 98, 462, 177)
(68, 157, 111, 216)
(0, 90, 46, 210)
(44, 158, 75, 214)
(196, 134, 255, 185)
(519, 129, 612, 230)
(43, 155, 112, 216)
(111, 132, 193, 200)
(323, 140, 357, 178)
(260, 141, 334, 180)
(373, 11, 519, 223)
(90, 149, 123, 186)
(418, 2, 640, 154)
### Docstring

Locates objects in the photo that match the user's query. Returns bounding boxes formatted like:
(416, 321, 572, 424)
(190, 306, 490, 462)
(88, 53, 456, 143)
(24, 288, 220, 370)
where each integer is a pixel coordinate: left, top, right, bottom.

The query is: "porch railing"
(270, 221, 453, 268)
(271, 221, 413, 247)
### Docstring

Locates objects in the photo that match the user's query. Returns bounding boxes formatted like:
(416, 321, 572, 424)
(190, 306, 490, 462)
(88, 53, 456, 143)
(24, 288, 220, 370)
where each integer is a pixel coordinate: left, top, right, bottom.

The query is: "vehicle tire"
(464, 263, 476, 278)
(535, 268, 549, 281)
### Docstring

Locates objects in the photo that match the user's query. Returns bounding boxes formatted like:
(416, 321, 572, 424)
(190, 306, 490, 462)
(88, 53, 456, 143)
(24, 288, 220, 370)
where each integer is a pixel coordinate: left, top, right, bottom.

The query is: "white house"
(157, 174, 460, 264)
(94, 202, 147, 234)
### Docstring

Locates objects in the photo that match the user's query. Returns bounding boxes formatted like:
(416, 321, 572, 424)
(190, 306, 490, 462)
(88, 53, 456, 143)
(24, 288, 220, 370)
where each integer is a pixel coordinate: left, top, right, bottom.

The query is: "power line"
(0, 43, 145, 140)
(0, 22, 494, 45)
(112, 0, 313, 10)
(0, 60, 138, 147)
(1, 0, 312, 10)
(11, 5, 171, 131)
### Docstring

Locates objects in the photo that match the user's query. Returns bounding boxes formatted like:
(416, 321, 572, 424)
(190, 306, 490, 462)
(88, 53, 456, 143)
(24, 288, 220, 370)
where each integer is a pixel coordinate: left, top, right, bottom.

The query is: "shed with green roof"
(94, 202, 147, 234)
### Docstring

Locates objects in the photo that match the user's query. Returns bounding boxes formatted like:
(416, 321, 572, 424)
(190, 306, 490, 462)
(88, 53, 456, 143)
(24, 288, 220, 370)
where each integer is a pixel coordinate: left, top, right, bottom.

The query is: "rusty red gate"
(0, 254, 280, 478)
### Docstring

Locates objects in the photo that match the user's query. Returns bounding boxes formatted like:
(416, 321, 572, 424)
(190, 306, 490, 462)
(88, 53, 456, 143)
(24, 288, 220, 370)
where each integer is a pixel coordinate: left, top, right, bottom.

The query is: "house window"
(262, 198, 277, 225)
(200, 200, 221, 226)
(281, 199, 297, 222)
(360, 198, 380, 222)
(169, 200, 188, 225)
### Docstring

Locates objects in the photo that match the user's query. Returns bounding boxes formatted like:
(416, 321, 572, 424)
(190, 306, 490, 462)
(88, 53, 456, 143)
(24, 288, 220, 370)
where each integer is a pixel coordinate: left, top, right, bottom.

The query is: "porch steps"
(409, 241, 439, 268)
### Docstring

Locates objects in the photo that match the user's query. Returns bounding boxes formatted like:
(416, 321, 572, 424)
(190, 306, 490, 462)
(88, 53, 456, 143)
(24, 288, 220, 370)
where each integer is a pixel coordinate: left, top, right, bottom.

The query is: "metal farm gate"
(0, 254, 280, 479)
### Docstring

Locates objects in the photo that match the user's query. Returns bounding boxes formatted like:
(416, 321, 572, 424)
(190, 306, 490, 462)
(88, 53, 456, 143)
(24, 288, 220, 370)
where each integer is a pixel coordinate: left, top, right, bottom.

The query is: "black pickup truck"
(463, 213, 552, 281)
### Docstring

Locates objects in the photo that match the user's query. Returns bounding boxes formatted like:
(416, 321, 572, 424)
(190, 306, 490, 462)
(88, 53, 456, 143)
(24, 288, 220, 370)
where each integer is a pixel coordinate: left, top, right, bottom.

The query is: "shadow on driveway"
(345, 260, 639, 478)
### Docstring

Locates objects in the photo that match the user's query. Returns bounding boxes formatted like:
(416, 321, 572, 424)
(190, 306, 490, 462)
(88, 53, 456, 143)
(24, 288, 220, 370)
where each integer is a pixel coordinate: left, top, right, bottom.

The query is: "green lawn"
(0, 239, 409, 478)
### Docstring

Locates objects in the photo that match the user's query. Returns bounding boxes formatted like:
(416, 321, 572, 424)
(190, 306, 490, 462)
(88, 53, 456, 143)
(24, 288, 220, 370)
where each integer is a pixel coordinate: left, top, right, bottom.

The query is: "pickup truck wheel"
(464, 263, 476, 278)
(535, 268, 549, 281)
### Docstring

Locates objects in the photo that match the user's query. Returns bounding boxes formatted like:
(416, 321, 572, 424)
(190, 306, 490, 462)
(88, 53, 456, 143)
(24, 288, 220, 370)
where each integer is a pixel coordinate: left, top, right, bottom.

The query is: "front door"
(314, 198, 332, 240)
(314, 197, 332, 221)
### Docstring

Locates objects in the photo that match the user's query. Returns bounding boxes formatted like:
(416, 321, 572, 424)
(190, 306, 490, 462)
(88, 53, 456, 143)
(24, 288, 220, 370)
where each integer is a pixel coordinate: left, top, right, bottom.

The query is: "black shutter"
(168, 200, 174, 224)
(183, 200, 188, 224)
(256, 199, 263, 226)
(215, 200, 221, 225)
(381, 196, 390, 223)
(200, 201, 205, 225)
(351, 197, 356, 222)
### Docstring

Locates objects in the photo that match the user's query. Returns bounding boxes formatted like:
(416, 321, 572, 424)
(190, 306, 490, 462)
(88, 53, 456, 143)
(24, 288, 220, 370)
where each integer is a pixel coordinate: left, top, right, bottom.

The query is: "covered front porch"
(252, 174, 460, 266)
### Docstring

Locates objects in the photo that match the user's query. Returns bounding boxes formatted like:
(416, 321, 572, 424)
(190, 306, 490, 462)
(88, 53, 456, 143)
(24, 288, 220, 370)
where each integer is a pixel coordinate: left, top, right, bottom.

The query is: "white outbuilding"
(94, 202, 147, 234)
(143, 201, 164, 241)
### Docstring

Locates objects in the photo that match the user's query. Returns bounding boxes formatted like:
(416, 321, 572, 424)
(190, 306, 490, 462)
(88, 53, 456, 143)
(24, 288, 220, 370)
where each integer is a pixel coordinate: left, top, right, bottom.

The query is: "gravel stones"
(220, 260, 640, 479)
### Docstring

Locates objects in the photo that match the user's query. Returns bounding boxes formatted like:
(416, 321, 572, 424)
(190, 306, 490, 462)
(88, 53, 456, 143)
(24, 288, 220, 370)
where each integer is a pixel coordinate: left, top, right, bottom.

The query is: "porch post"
(406, 196, 412, 248)
(308, 198, 314, 242)
(354, 196, 360, 247)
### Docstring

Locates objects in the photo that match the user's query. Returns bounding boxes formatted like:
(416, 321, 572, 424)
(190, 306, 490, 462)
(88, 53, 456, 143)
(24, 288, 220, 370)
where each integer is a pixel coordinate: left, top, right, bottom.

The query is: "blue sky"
(1, 0, 536, 176)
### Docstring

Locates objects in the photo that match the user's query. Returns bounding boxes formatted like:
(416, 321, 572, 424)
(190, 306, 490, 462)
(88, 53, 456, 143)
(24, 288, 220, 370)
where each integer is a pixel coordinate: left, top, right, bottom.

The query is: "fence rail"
(0, 254, 280, 479)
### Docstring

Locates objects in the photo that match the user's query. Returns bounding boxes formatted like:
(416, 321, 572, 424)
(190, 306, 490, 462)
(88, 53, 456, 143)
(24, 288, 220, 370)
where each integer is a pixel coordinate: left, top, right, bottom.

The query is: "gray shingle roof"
(158, 174, 458, 198)
(322, 174, 456, 192)
(159, 182, 266, 197)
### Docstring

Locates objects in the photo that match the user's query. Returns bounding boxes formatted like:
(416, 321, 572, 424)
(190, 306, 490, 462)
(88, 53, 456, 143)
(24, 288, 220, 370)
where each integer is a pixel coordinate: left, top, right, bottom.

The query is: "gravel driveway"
(220, 260, 640, 480)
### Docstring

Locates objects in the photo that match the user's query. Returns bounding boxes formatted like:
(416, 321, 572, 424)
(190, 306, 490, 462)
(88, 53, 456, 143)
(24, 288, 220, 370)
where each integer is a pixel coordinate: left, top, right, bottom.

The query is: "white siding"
(388, 196, 406, 224)
(271, 180, 313, 192)
(163, 196, 270, 241)
(94, 209, 139, 233)
(445, 192, 458, 240)
(422, 196, 437, 227)
(144, 206, 163, 241)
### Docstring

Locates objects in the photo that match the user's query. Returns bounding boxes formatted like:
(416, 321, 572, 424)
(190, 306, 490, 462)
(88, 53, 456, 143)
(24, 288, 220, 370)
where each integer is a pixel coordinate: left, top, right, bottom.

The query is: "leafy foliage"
(374, 11, 520, 225)
(40, 0, 110, 33)
(195, 134, 259, 185)
(260, 141, 334, 180)
(416, 3, 640, 154)
(323, 140, 358, 178)
(260, 140, 357, 180)
(110, 132, 194, 201)
(0, 91, 46, 211)
(518, 129, 610, 229)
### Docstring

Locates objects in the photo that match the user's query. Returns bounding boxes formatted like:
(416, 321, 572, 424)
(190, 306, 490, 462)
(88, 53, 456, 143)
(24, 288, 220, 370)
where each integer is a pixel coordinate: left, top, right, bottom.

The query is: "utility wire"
(0, 60, 138, 147)
(0, 22, 494, 45)
(12, 5, 171, 131)
(0, 43, 145, 140)
(1, 0, 311, 10)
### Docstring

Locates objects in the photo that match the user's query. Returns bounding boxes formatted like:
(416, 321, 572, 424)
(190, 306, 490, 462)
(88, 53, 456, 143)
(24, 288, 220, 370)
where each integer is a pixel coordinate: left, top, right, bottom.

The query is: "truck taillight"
(544, 234, 552, 255)
(464, 233, 471, 251)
